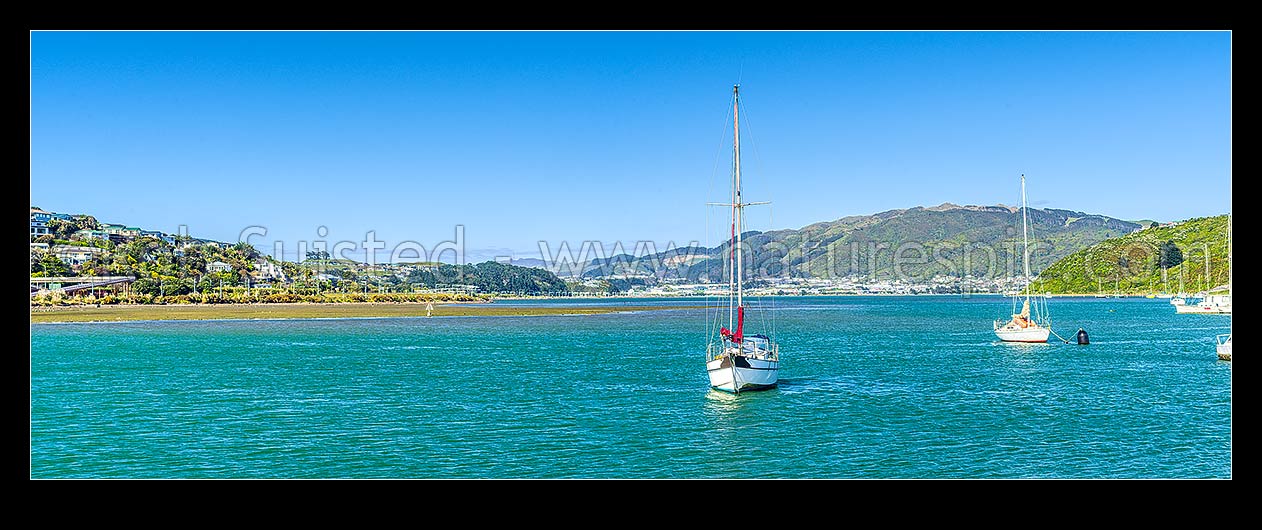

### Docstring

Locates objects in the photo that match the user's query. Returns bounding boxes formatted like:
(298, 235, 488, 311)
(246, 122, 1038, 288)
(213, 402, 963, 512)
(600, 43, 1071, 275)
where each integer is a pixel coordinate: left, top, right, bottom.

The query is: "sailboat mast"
(1204, 242, 1210, 292)
(734, 84, 744, 311)
(1021, 174, 1030, 303)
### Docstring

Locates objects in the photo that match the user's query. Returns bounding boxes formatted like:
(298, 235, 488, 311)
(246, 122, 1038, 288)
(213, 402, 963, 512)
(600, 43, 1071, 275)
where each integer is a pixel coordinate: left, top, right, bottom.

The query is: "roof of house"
(50, 244, 106, 254)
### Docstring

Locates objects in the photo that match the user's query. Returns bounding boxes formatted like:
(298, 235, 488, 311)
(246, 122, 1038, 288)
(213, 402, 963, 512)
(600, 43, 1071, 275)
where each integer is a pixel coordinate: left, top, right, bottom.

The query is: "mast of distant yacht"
(1204, 243, 1210, 292)
(1021, 174, 1031, 305)
(734, 85, 744, 315)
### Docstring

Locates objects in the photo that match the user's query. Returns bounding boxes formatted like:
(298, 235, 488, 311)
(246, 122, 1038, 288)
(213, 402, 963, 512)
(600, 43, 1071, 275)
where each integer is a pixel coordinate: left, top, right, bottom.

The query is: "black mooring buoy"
(1077, 328, 1090, 345)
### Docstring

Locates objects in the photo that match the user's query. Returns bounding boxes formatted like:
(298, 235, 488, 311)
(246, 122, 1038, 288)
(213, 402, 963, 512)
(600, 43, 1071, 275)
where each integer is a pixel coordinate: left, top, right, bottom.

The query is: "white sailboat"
(994, 174, 1051, 343)
(1217, 214, 1231, 361)
(706, 85, 779, 393)
(1170, 273, 1187, 306)
(1216, 334, 1232, 361)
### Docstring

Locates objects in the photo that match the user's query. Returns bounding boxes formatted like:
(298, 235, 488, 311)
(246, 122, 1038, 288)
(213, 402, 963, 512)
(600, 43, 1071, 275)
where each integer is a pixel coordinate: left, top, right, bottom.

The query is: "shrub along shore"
(30, 291, 483, 307)
(30, 302, 702, 323)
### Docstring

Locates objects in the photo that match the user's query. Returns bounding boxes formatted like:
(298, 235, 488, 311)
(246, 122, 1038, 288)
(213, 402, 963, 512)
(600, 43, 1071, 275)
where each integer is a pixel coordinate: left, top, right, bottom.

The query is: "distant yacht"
(1176, 290, 1231, 314)
(705, 85, 780, 393)
(1175, 243, 1229, 314)
(994, 174, 1051, 343)
(1215, 215, 1231, 362)
(1216, 334, 1232, 361)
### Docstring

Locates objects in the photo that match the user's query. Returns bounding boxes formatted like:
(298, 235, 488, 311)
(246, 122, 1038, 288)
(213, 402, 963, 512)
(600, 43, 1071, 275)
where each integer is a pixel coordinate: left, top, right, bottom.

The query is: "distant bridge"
(30, 276, 134, 296)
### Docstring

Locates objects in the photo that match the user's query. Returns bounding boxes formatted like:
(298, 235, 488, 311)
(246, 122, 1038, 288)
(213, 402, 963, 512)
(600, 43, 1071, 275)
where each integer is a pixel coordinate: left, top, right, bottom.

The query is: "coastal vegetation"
(30, 303, 700, 323)
(1030, 214, 1230, 294)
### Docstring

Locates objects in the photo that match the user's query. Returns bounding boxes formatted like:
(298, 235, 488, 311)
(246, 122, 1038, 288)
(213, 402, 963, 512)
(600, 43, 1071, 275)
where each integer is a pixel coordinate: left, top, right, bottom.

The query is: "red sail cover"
(720, 307, 745, 343)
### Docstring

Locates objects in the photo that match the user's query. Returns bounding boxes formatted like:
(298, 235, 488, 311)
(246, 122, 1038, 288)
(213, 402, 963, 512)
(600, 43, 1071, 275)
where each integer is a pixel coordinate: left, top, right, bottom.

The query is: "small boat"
(994, 174, 1051, 343)
(1175, 292, 1231, 314)
(1216, 334, 1231, 361)
(705, 85, 780, 393)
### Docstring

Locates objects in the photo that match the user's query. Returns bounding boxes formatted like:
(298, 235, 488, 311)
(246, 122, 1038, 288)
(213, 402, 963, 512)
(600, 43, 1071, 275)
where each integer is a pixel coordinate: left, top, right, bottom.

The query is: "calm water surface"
(30, 296, 1231, 478)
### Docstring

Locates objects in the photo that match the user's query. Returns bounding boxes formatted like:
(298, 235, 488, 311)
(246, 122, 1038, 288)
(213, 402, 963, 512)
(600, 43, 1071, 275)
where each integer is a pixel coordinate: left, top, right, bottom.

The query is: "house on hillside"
(30, 208, 51, 237)
(51, 244, 106, 266)
(253, 260, 286, 281)
(207, 261, 233, 273)
(74, 229, 110, 242)
(100, 223, 133, 244)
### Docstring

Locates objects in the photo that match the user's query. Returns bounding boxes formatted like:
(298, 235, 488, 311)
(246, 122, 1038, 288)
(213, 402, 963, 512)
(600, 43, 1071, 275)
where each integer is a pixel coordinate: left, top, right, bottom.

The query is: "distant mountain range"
(569, 203, 1141, 283)
(1031, 214, 1230, 294)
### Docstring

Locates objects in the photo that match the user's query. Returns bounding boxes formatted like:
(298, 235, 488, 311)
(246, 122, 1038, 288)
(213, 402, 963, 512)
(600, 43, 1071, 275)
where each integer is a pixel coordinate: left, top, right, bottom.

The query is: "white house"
(51, 244, 106, 266)
(207, 261, 233, 273)
(252, 260, 286, 281)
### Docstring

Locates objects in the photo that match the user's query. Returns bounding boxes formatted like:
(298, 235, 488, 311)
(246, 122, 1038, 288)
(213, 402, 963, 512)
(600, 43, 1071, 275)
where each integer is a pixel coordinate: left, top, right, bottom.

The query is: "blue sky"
(31, 31, 1231, 262)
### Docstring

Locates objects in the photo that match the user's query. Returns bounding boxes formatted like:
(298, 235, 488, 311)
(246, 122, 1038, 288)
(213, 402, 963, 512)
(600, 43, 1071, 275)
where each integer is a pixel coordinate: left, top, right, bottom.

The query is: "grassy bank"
(30, 302, 702, 323)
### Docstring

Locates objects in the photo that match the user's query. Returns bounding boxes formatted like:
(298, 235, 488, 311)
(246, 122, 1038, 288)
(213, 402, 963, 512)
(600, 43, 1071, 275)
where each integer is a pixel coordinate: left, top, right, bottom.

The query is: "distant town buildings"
(611, 274, 1032, 297)
(31, 206, 229, 263)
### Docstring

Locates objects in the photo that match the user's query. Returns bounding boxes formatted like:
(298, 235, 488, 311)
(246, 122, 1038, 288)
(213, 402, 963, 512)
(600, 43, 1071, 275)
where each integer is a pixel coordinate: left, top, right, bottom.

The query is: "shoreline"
(30, 302, 704, 324)
(490, 292, 1160, 300)
(30, 292, 1162, 324)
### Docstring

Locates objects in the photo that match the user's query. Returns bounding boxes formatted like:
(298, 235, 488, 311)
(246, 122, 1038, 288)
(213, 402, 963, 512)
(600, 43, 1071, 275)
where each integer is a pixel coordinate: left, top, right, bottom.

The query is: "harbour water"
(30, 296, 1231, 478)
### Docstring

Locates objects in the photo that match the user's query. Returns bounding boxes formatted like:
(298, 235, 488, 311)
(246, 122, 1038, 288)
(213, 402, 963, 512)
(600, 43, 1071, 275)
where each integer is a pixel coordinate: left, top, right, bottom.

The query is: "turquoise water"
(30, 296, 1231, 478)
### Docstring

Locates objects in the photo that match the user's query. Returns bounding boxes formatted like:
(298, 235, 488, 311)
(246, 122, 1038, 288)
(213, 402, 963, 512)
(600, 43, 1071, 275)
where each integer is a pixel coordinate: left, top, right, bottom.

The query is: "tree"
(37, 254, 71, 277)
(73, 215, 99, 231)
(34, 234, 54, 244)
(1149, 221, 1159, 229)
(1158, 241, 1184, 269)
(47, 219, 75, 239)
(132, 278, 160, 295)
(162, 277, 192, 295)
(306, 250, 331, 261)
(234, 242, 261, 261)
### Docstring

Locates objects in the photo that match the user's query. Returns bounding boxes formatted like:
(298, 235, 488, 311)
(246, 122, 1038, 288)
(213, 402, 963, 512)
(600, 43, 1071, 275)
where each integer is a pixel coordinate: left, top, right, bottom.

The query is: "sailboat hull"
(994, 326, 1050, 343)
(1216, 335, 1232, 361)
(706, 356, 778, 393)
(1175, 303, 1231, 314)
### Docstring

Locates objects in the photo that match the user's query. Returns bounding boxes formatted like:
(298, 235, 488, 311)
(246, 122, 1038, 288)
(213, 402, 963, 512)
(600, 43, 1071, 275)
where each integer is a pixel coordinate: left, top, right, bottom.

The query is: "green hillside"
(580, 203, 1140, 282)
(1030, 214, 1230, 294)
